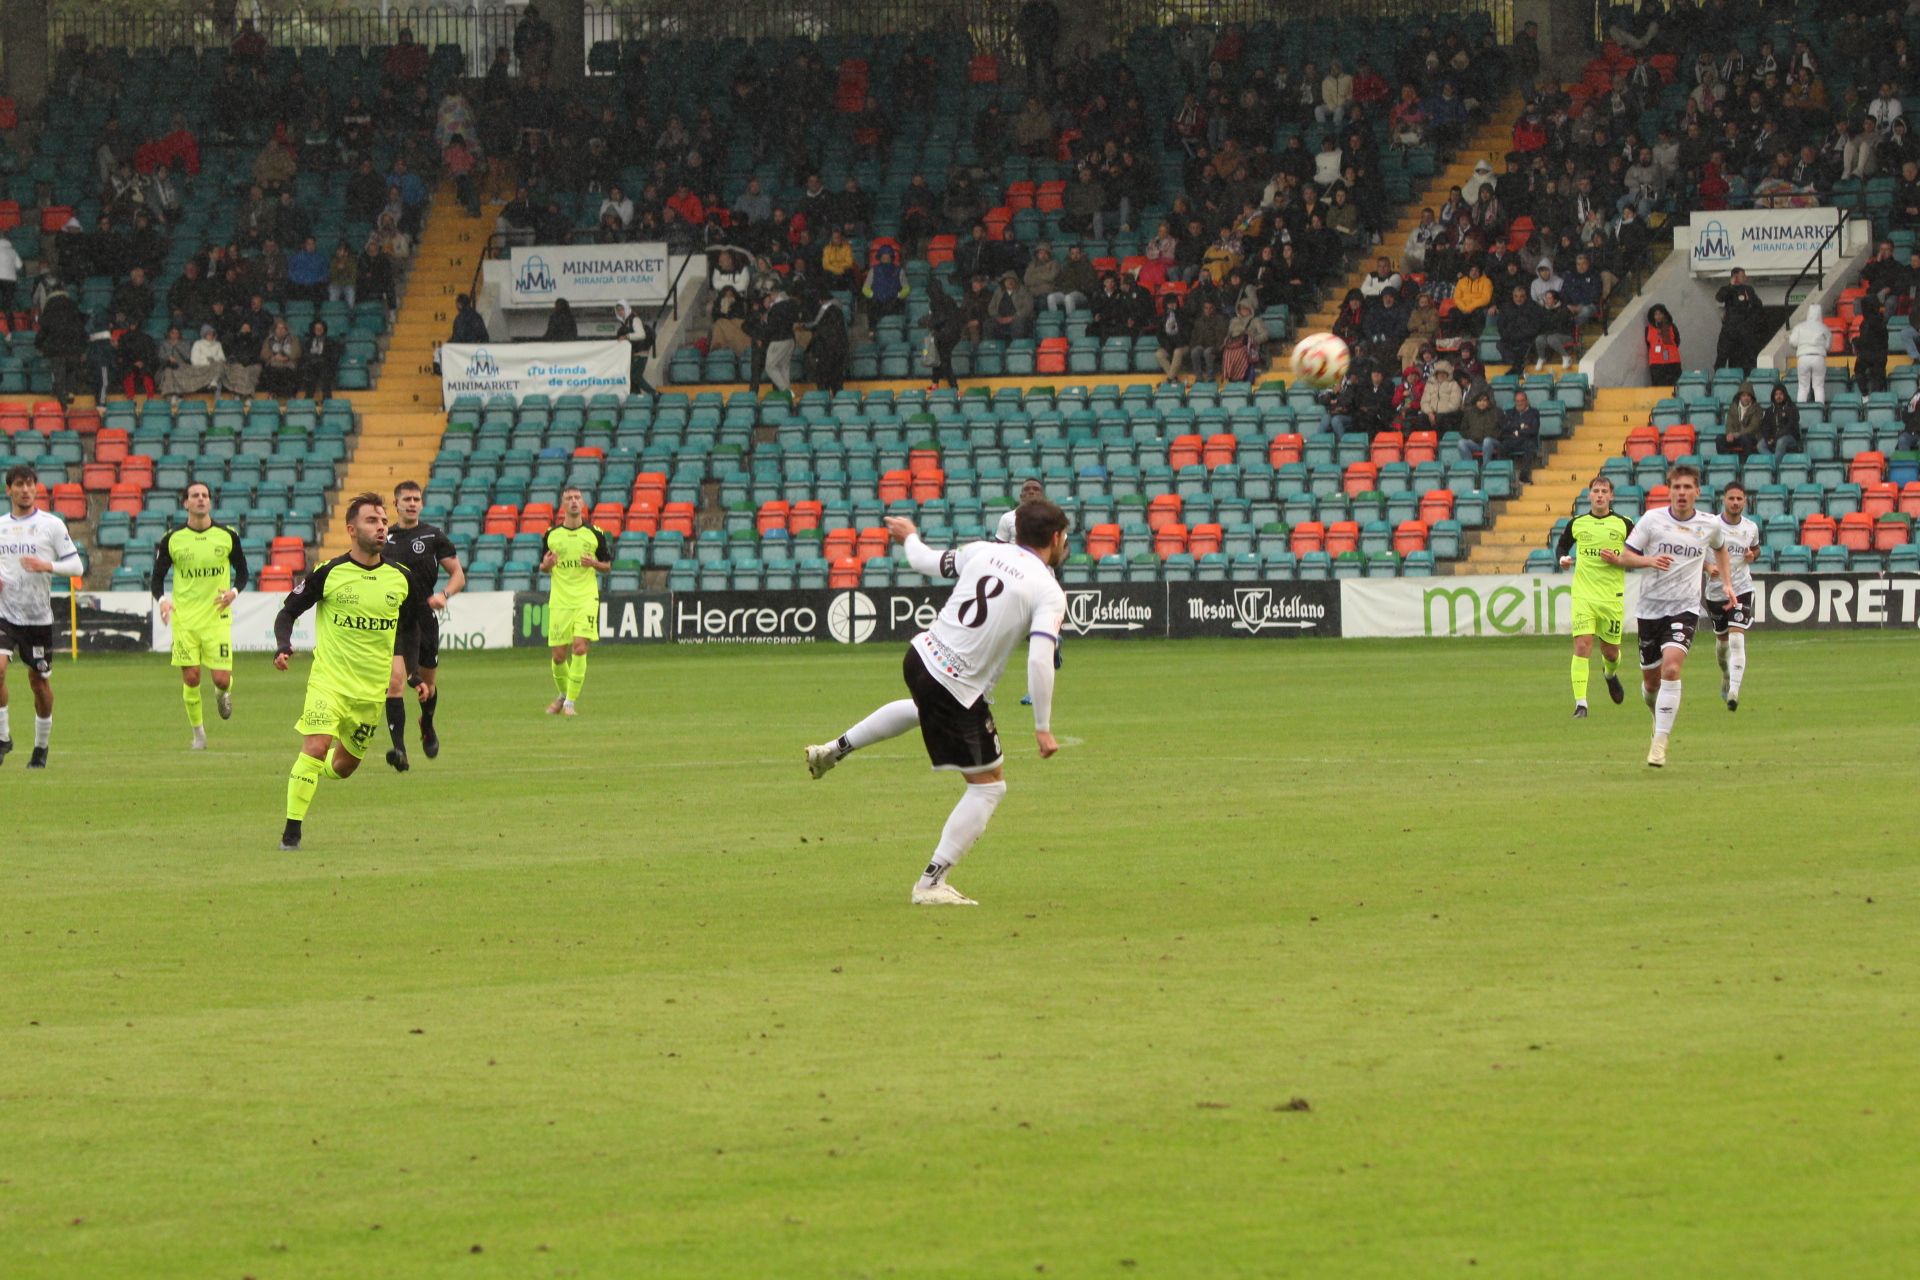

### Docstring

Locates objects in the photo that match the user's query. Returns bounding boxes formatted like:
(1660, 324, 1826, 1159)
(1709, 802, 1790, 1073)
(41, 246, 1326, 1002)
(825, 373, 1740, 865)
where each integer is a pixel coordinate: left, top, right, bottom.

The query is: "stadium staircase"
(1457, 386, 1665, 572)
(320, 188, 498, 558)
(1290, 93, 1524, 351)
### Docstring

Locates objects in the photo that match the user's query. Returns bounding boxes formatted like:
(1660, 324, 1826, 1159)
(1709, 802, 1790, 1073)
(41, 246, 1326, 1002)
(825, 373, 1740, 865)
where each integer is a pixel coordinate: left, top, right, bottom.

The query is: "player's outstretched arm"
(1027, 634, 1059, 758)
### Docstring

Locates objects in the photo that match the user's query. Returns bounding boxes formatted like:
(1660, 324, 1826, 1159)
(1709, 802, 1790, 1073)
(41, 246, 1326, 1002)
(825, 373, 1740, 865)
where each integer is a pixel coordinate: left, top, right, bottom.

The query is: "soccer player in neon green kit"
(1555, 474, 1633, 718)
(540, 485, 611, 716)
(152, 480, 247, 749)
(272, 493, 426, 850)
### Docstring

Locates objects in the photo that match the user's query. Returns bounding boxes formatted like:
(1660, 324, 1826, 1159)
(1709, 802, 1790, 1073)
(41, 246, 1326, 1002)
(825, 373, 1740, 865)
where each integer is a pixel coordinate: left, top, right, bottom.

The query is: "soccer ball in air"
(1290, 332, 1351, 389)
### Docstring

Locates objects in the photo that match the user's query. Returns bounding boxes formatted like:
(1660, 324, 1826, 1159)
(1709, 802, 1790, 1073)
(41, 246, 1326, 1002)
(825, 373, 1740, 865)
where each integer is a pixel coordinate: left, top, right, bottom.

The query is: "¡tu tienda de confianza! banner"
(439, 341, 629, 408)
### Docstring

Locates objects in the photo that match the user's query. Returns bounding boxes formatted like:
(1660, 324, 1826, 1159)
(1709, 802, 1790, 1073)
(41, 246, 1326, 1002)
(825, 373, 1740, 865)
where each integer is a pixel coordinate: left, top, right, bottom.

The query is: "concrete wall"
(1579, 247, 1727, 387)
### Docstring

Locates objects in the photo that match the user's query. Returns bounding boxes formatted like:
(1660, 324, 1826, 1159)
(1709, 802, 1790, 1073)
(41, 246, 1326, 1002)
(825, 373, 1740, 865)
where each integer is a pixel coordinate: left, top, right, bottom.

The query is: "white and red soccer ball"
(1291, 332, 1351, 389)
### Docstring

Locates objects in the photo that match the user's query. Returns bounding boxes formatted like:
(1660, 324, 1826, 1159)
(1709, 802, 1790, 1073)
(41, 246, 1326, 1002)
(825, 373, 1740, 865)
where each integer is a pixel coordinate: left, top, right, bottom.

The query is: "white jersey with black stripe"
(913, 541, 1067, 707)
(1625, 505, 1726, 617)
(1704, 514, 1760, 602)
(0, 509, 80, 626)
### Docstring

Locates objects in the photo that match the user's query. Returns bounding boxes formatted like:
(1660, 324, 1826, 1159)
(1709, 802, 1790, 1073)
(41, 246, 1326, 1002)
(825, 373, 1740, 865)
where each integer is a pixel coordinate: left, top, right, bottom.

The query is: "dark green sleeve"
(593, 527, 612, 562)
(275, 556, 335, 653)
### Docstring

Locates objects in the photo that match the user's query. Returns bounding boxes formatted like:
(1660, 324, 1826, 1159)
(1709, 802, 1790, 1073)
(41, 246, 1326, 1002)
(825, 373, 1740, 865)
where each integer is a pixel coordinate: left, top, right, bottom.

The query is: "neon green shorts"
(544, 600, 600, 646)
(171, 621, 233, 669)
(295, 682, 383, 759)
(1571, 599, 1624, 645)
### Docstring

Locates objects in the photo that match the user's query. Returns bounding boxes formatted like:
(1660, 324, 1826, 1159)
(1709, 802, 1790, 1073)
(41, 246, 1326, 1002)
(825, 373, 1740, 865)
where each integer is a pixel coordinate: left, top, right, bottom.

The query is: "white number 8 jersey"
(912, 540, 1067, 707)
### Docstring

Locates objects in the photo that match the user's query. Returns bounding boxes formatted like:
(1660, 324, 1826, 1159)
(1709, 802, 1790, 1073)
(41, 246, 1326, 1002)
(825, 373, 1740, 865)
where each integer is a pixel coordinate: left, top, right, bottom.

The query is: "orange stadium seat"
(1860, 482, 1896, 517)
(1187, 522, 1223, 557)
(1153, 523, 1188, 558)
(1342, 462, 1377, 496)
(1146, 494, 1183, 530)
(1836, 512, 1874, 551)
(1323, 521, 1360, 557)
(1370, 431, 1405, 465)
(1290, 521, 1326, 555)
(1167, 434, 1204, 469)
(1404, 430, 1439, 464)
(1799, 513, 1836, 548)
(1623, 426, 1659, 460)
(1269, 433, 1303, 466)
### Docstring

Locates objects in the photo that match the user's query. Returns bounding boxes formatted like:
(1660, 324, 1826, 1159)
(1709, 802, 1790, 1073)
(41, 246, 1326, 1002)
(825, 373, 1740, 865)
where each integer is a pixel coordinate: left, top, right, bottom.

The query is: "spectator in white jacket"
(1868, 82, 1904, 136)
(1788, 303, 1830, 404)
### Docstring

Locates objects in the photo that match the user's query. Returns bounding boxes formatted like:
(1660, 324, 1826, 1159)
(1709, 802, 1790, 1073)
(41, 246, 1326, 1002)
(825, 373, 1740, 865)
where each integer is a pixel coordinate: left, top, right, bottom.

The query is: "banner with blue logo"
(507, 243, 672, 306)
(440, 341, 630, 407)
(1686, 209, 1864, 276)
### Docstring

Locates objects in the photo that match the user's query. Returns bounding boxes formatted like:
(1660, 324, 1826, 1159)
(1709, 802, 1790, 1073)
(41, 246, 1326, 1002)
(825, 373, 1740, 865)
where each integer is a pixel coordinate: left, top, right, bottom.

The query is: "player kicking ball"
(540, 486, 611, 717)
(1703, 481, 1761, 711)
(1556, 474, 1632, 718)
(272, 493, 427, 851)
(0, 464, 85, 768)
(805, 501, 1070, 905)
(1600, 463, 1733, 768)
(153, 481, 246, 749)
(382, 480, 465, 769)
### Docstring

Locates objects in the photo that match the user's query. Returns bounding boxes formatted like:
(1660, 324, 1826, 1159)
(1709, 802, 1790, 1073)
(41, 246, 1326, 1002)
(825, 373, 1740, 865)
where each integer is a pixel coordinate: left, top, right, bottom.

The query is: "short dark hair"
(1667, 463, 1701, 485)
(5, 463, 36, 488)
(1722, 479, 1747, 496)
(561, 485, 585, 499)
(1589, 474, 1615, 490)
(345, 492, 386, 523)
(1014, 498, 1070, 550)
(393, 480, 423, 498)
(183, 480, 212, 500)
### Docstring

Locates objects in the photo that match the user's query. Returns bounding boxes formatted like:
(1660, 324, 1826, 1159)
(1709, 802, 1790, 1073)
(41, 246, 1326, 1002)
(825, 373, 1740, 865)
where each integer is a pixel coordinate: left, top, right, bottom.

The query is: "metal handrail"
(1777, 205, 1861, 313)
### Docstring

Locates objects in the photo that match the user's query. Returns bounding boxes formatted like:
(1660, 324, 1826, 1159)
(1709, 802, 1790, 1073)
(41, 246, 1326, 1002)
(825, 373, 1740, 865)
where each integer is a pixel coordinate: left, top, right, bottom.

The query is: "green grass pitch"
(4, 635, 1917, 1278)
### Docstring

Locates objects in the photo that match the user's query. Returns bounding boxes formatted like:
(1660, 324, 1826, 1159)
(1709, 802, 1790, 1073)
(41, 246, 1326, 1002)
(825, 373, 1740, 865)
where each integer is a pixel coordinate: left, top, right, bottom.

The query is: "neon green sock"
(321, 755, 344, 781)
(566, 651, 587, 701)
(182, 681, 204, 727)
(1571, 654, 1590, 702)
(552, 658, 569, 697)
(1601, 652, 1619, 677)
(287, 753, 326, 821)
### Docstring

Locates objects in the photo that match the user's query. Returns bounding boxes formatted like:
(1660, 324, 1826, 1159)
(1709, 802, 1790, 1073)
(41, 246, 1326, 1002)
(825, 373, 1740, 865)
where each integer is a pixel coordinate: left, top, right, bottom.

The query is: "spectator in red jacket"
(135, 114, 201, 176)
(666, 184, 706, 227)
(1512, 105, 1549, 153)
(383, 28, 429, 87)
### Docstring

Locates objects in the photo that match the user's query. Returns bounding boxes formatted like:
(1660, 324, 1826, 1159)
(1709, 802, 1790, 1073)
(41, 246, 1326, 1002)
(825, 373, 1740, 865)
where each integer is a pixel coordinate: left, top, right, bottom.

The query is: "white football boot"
(911, 882, 978, 906)
(805, 743, 839, 779)
(1647, 732, 1669, 768)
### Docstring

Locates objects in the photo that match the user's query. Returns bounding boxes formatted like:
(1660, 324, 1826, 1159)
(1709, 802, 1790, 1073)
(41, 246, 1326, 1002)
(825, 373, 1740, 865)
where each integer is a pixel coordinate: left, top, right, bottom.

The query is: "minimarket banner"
(439, 340, 629, 408)
(506, 243, 672, 306)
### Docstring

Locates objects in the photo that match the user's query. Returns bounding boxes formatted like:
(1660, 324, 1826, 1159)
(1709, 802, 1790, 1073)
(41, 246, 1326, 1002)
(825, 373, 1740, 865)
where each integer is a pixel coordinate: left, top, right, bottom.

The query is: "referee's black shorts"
(903, 646, 1003, 774)
(395, 613, 441, 674)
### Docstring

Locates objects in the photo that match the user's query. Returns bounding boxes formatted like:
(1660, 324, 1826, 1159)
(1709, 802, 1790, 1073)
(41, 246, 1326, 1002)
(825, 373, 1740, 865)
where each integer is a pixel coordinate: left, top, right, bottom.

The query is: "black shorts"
(396, 614, 441, 673)
(1637, 612, 1699, 669)
(0, 619, 54, 676)
(903, 646, 1003, 774)
(1704, 591, 1753, 635)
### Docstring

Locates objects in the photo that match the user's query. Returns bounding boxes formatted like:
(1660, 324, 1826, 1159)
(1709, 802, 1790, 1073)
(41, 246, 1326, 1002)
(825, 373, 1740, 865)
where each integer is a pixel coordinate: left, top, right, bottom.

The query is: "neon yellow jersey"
(543, 523, 611, 610)
(1558, 511, 1633, 606)
(153, 523, 247, 632)
(275, 554, 425, 703)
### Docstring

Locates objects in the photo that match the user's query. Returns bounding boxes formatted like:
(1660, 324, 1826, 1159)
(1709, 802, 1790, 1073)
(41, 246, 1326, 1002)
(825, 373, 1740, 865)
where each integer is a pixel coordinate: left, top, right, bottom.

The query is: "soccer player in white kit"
(1703, 481, 1762, 711)
(1601, 463, 1734, 768)
(805, 501, 1071, 905)
(0, 464, 86, 768)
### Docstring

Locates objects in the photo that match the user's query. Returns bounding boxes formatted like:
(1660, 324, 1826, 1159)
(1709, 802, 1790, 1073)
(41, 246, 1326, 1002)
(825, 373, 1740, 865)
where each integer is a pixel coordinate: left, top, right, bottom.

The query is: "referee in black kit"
(382, 479, 466, 769)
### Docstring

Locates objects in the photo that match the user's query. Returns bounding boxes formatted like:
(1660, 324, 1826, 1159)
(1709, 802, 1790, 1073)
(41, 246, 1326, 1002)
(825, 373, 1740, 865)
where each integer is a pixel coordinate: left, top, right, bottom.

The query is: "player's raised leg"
(806, 698, 919, 778)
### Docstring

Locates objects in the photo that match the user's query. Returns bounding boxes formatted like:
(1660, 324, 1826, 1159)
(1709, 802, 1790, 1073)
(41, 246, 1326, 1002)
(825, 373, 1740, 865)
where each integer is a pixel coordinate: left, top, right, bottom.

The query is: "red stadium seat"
(1005, 181, 1036, 211)
(1872, 516, 1910, 551)
(1268, 433, 1303, 466)
(1417, 489, 1455, 522)
(822, 529, 857, 562)
(1623, 426, 1659, 461)
(1167, 434, 1204, 469)
(484, 504, 519, 535)
(1836, 512, 1874, 551)
(117, 456, 154, 490)
(590, 501, 624, 530)
(1342, 462, 1378, 497)
(1289, 521, 1326, 555)
(1799, 513, 1836, 548)
(1860, 482, 1897, 517)
(269, 536, 307, 571)
(258, 565, 296, 593)
(828, 557, 860, 589)
(1187, 523, 1223, 557)
(1660, 424, 1696, 459)
(877, 469, 911, 504)
(624, 503, 659, 535)
(1153, 523, 1189, 558)
(908, 447, 941, 475)
(1901, 482, 1920, 518)
(107, 482, 144, 515)
(1323, 521, 1360, 557)
(51, 483, 85, 521)
(757, 500, 791, 534)
(1201, 433, 1237, 468)
(1146, 494, 1183, 531)
(1035, 181, 1067, 213)
(1849, 451, 1886, 485)
(81, 461, 118, 492)
(1085, 523, 1121, 560)
(1404, 431, 1439, 465)
(660, 503, 696, 537)
(1370, 431, 1405, 465)
(1392, 520, 1429, 556)
(789, 500, 823, 533)
(910, 471, 944, 501)
(927, 235, 957, 267)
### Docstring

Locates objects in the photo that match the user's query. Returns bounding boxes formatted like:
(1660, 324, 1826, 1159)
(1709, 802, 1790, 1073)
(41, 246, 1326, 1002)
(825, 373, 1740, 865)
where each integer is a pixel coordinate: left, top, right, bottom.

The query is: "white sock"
(1653, 679, 1682, 738)
(1726, 632, 1747, 698)
(34, 714, 51, 749)
(915, 780, 1006, 888)
(1642, 681, 1658, 710)
(837, 699, 919, 757)
(0, 705, 9, 740)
